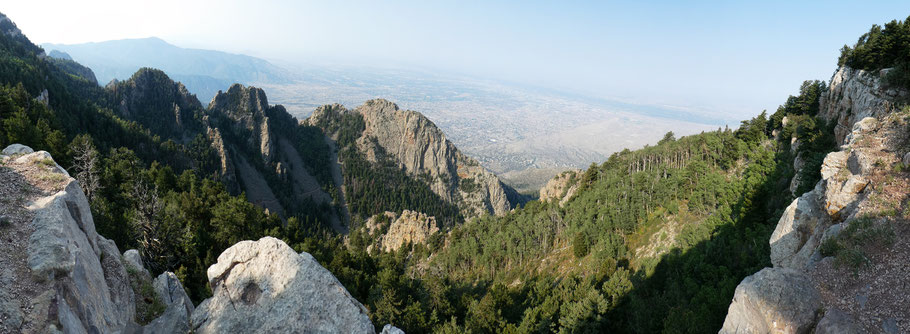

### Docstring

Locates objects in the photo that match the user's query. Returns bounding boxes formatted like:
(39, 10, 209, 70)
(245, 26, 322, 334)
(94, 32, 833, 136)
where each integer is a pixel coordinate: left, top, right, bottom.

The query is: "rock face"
(191, 237, 375, 333)
(1, 145, 136, 333)
(308, 99, 516, 220)
(106, 72, 339, 227)
(723, 66, 910, 333)
(207, 84, 337, 223)
(769, 182, 829, 269)
(818, 67, 901, 145)
(365, 210, 440, 253)
(538, 169, 581, 206)
(720, 267, 822, 334)
(208, 84, 275, 161)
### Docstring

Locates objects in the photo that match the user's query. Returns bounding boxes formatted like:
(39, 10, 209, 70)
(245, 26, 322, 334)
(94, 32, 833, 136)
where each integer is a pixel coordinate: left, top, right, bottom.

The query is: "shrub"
(573, 232, 589, 258)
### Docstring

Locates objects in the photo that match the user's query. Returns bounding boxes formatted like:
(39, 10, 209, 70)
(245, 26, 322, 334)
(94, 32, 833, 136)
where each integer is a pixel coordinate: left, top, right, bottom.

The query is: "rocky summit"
(308, 99, 519, 220)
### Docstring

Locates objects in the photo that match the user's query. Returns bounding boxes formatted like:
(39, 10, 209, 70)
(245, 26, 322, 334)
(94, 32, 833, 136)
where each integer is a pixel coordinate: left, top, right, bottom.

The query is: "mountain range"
(44, 37, 724, 193)
(43, 37, 289, 103)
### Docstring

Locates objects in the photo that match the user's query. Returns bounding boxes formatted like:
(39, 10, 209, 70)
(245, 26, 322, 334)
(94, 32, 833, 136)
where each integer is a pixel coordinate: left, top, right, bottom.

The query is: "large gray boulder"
(720, 267, 822, 334)
(191, 237, 375, 333)
(2, 143, 34, 156)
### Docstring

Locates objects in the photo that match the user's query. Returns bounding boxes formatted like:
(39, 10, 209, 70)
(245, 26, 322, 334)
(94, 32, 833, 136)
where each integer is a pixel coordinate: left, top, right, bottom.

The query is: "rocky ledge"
(721, 67, 910, 333)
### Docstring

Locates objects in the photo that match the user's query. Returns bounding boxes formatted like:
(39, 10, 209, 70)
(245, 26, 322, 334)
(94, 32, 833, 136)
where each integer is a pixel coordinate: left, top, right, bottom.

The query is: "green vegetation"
(838, 15, 910, 88)
(327, 112, 464, 227)
(126, 266, 166, 325)
(818, 216, 895, 272)
(768, 80, 837, 194)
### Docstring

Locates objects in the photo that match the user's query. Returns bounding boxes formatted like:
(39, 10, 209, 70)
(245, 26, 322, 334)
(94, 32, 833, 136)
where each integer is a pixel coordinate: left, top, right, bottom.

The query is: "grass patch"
(125, 265, 166, 325)
(819, 216, 895, 273)
(37, 173, 66, 183)
(36, 158, 56, 168)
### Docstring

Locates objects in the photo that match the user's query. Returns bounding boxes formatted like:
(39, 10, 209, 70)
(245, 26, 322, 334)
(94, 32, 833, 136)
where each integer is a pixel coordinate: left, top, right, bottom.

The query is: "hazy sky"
(4, 1, 908, 119)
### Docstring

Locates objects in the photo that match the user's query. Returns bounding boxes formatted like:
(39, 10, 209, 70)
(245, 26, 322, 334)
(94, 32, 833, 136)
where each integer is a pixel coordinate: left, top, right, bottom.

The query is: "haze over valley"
(46, 37, 721, 192)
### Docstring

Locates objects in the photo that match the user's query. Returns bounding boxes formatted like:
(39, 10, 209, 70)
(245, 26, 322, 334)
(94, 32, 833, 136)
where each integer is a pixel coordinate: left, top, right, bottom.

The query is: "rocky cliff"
(308, 99, 517, 220)
(720, 67, 910, 333)
(538, 169, 581, 206)
(206, 84, 338, 225)
(0, 145, 143, 333)
(0, 145, 388, 333)
(364, 210, 440, 253)
(105, 73, 341, 228)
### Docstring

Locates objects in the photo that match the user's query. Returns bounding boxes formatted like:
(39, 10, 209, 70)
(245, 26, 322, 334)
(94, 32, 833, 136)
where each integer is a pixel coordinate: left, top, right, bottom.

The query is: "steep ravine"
(720, 67, 910, 333)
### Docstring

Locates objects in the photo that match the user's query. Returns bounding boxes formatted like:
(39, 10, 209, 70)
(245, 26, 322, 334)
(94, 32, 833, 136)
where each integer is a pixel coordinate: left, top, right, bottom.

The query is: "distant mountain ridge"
(43, 37, 289, 103)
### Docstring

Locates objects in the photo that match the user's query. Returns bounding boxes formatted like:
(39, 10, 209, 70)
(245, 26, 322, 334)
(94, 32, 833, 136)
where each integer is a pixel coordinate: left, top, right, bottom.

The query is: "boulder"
(770, 183, 827, 269)
(902, 152, 910, 166)
(2, 143, 34, 156)
(843, 117, 879, 145)
(382, 324, 405, 334)
(815, 308, 860, 334)
(191, 237, 374, 333)
(123, 249, 151, 278)
(720, 267, 822, 334)
(144, 272, 194, 334)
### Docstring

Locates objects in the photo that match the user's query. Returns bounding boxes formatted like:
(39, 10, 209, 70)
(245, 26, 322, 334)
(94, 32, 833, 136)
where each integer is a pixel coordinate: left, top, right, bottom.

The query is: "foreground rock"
(720, 267, 822, 334)
(191, 237, 375, 333)
(1, 145, 136, 333)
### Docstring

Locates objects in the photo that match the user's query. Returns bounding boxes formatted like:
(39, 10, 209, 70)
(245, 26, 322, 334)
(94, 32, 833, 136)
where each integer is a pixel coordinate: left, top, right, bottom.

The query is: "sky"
(3, 0, 909, 120)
